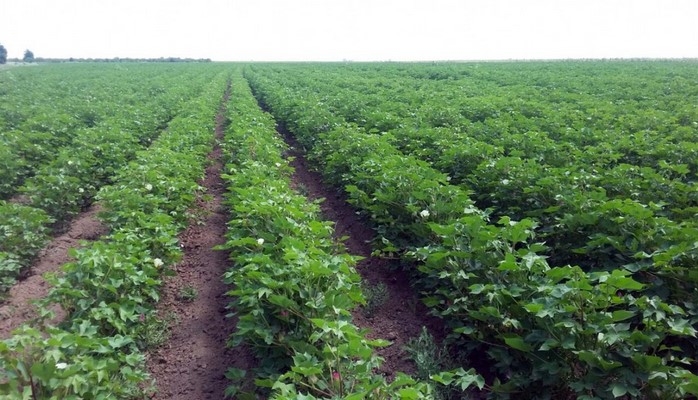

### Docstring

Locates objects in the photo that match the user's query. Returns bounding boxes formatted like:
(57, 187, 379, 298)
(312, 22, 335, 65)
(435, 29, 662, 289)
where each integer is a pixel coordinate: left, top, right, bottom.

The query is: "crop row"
(244, 64, 698, 299)
(0, 63, 221, 200)
(0, 64, 230, 296)
(244, 64, 698, 274)
(219, 73, 449, 399)
(0, 70, 228, 398)
(245, 67, 698, 399)
(247, 63, 698, 178)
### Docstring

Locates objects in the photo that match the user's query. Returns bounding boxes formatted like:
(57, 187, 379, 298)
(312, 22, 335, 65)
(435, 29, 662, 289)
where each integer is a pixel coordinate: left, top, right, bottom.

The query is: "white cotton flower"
(153, 258, 164, 268)
(419, 209, 430, 218)
(67, 160, 74, 166)
(78, 188, 84, 194)
(257, 238, 265, 245)
(145, 184, 153, 191)
(501, 179, 510, 185)
(56, 362, 68, 370)
(275, 163, 281, 168)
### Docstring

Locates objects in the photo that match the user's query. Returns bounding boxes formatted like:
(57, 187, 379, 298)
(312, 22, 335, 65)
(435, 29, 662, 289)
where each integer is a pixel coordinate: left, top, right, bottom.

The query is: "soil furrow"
(0, 204, 106, 338)
(146, 83, 254, 399)
(281, 129, 446, 379)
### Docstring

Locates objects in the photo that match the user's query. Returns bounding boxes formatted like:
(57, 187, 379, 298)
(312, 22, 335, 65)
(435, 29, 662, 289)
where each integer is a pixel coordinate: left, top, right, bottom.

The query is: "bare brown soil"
(146, 84, 256, 399)
(282, 130, 446, 380)
(147, 84, 445, 398)
(0, 204, 106, 339)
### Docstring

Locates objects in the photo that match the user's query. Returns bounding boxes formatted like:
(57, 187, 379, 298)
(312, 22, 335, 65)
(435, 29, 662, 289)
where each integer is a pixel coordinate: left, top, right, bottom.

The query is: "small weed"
(294, 182, 309, 197)
(361, 282, 388, 318)
(404, 327, 452, 400)
(137, 312, 177, 349)
(407, 296, 419, 314)
(177, 285, 198, 302)
(187, 201, 213, 225)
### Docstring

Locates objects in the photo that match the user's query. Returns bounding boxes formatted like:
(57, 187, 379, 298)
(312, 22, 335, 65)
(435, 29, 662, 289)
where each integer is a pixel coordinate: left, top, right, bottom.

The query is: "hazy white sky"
(1, 0, 696, 61)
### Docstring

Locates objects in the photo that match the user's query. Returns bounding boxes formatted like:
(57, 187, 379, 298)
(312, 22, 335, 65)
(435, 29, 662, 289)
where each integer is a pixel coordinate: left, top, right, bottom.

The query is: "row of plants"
(219, 73, 450, 399)
(247, 62, 697, 179)
(245, 63, 698, 296)
(245, 68, 698, 399)
(0, 63, 220, 200)
(0, 201, 53, 295)
(244, 64, 698, 274)
(0, 64, 231, 298)
(0, 70, 228, 399)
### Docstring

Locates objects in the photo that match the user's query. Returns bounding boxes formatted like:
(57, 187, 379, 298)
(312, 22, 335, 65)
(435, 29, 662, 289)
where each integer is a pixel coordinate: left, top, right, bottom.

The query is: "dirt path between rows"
(146, 83, 255, 399)
(0, 204, 106, 339)
(282, 129, 446, 379)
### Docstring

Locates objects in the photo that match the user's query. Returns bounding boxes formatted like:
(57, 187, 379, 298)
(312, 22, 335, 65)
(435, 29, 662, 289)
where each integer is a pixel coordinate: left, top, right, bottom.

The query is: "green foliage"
(404, 327, 446, 383)
(177, 286, 198, 302)
(20, 169, 85, 222)
(0, 64, 234, 308)
(0, 326, 146, 399)
(136, 312, 177, 349)
(0, 145, 28, 198)
(0, 44, 6, 64)
(404, 327, 458, 400)
(221, 74, 432, 398)
(0, 63, 226, 205)
(0, 252, 22, 298)
(414, 217, 698, 398)
(246, 61, 698, 399)
(0, 201, 53, 293)
(2, 60, 696, 399)
(0, 66, 229, 398)
(361, 282, 388, 318)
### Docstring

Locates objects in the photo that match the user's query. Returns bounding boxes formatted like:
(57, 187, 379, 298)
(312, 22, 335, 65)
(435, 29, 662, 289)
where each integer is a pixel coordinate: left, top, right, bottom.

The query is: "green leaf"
(603, 270, 645, 291)
(397, 387, 420, 399)
(539, 338, 559, 351)
(431, 371, 455, 385)
(107, 335, 131, 348)
(30, 362, 55, 381)
(679, 371, 698, 396)
(453, 326, 475, 335)
(631, 354, 662, 371)
(524, 303, 544, 314)
(498, 253, 519, 271)
(611, 310, 635, 322)
(225, 367, 246, 381)
(667, 318, 698, 336)
(611, 383, 628, 397)
(470, 284, 486, 294)
(454, 369, 486, 390)
(502, 334, 532, 352)
(268, 294, 297, 309)
(576, 350, 596, 365)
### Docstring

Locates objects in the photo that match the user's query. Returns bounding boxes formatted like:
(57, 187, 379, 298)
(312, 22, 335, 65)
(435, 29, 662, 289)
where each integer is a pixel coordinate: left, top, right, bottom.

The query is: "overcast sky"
(1, 0, 696, 61)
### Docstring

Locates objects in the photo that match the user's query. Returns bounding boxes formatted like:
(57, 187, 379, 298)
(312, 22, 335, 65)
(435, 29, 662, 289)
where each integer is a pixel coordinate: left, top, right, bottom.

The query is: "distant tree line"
(0, 44, 210, 64)
(0, 44, 36, 64)
(34, 57, 212, 63)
